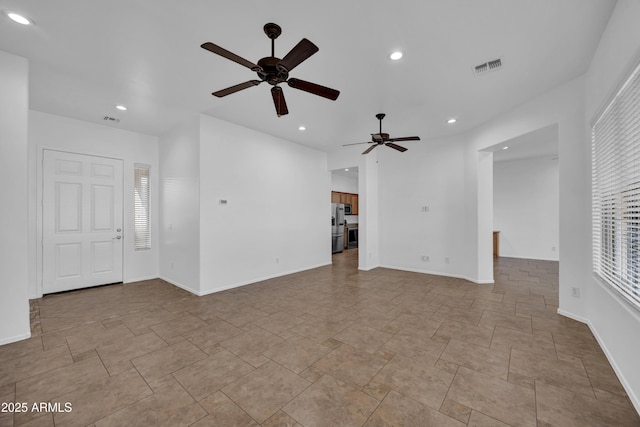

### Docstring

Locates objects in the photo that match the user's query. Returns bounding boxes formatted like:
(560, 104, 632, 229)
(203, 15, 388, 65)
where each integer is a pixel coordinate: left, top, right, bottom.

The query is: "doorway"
(42, 150, 124, 294)
(331, 167, 359, 261)
(481, 124, 559, 265)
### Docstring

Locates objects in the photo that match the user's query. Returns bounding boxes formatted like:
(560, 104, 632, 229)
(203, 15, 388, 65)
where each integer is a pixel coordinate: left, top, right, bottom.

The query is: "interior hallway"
(1, 251, 638, 426)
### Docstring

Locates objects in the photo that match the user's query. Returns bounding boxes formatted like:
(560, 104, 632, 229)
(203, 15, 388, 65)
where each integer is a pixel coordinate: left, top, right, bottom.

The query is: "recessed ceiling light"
(6, 11, 32, 25)
(389, 51, 403, 61)
(115, 105, 127, 111)
(502, 146, 509, 150)
(447, 118, 457, 124)
(344, 168, 349, 172)
(298, 125, 306, 131)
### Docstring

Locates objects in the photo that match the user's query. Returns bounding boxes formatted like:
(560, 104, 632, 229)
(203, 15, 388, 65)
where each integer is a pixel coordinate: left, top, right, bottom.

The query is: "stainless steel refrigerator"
(331, 203, 345, 253)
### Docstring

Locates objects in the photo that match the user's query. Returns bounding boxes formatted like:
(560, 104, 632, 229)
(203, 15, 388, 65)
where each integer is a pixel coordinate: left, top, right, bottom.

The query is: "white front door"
(43, 150, 124, 294)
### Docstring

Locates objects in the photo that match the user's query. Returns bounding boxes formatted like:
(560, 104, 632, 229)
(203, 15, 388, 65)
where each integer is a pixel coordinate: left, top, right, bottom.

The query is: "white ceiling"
(0, 1, 615, 152)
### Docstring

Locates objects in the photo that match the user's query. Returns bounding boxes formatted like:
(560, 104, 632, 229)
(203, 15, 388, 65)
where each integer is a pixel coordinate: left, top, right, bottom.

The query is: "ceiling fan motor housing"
(372, 133, 390, 142)
(257, 57, 288, 85)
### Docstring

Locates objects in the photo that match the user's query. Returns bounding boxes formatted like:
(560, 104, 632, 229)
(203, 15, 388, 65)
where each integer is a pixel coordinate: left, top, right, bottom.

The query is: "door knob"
(116, 228, 122, 232)
(113, 236, 122, 240)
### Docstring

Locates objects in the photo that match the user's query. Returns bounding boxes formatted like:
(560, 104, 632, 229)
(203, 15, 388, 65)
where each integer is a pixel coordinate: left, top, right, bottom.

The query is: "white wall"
(28, 111, 160, 298)
(158, 117, 201, 294)
(494, 156, 559, 260)
(378, 136, 470, 279)
(583, 0, 640, 412)
(198, 115, 330, 294)
(0, 51, 30, 345)
(331, 173, 358, 193)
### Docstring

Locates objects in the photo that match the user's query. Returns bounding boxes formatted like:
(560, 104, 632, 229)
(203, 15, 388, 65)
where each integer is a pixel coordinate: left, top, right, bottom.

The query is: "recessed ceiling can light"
(389, 51, 403, 61)
(115, 105, 127, 111)
(503, 146, 509, 150)
(447, 118, 457, 124)
(298, 125, 306, 131)
(344, 168, 349, 172)
(6, 11, 32, 25)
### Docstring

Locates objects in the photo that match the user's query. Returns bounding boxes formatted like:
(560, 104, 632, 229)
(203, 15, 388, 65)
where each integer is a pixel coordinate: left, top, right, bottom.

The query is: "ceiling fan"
(201, 23, 340, 117)
(344, 114, 421, 154)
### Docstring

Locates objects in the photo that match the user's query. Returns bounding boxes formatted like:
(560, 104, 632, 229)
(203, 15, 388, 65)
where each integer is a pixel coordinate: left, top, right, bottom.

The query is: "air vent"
(103, 116, 120, 123)
(473, 57, 503, 77)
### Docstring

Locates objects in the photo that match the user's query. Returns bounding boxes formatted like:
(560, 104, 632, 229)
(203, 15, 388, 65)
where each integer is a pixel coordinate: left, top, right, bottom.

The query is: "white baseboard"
(0, 332, 31, 346)
(124, 275, 159, 284)
(556, 308, 640, 415)
(158, 276, 200, 296)
(379, 264, 494, 285)
(160, 262, 333, 297)
(198, 262, 333, 297)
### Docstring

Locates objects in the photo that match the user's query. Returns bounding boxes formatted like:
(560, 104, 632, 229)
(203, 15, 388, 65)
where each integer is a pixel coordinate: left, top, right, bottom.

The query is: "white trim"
(588, 318, 640, 415)
(593, 273, 640, 321)
(124, 275, 160, 284)
(379, 264, 495, 285)
(158, 276, 199, 296)
(556, 307, 640, 415)
(162, 261, 333, 297)
(0, 332, 31, 346)
(496, 254, 559, 262)
(556, 308, 590, 325)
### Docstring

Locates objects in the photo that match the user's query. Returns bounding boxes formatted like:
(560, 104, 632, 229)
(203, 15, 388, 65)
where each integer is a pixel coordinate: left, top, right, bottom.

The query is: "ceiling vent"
(473, 57, 503, 77)
(103, 116, 120, 123)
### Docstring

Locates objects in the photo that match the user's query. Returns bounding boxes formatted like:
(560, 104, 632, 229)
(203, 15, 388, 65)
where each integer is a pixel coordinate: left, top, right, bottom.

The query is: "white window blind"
(134, 164, 151, 250)
(592, 60, 640, 310)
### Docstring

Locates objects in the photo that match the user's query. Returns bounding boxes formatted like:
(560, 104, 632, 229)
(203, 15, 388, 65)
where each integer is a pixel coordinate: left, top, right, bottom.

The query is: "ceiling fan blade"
(212, 80, 262, 97)
(343, 142, 371, 146)
(287, 78, 340, 100)
(278, 38, 319, 72)
(387, 136, 420, 142)
(362, 145, 378, 155)
(271, 86, 289, 117)
(386, 142, 408, 152)
(201, 42, 262, 71)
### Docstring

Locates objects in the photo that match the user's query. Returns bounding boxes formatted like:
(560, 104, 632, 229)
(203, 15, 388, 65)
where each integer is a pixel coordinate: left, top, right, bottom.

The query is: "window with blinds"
(592, 60, 640, 310)
(134, 164, 151, 250)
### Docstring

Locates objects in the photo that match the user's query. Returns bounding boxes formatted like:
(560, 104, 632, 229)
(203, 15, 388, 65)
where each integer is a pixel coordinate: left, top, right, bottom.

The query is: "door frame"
(36, 147, 125, 297)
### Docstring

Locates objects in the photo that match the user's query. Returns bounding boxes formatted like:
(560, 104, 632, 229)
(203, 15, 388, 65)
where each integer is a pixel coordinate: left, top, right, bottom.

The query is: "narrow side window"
(134, 164, 150, 250)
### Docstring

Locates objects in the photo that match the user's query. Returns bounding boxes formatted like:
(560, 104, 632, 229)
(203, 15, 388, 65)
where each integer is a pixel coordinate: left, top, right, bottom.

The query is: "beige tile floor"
(1, 251, 639, 426)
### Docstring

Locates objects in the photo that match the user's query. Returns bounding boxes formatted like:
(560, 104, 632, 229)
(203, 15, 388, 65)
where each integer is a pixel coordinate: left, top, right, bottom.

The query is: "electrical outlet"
(421, 206, 430, 212)
(421, 255, 429, 262)
(571, 287, 580, 297)
(276, 257, 279, 264)
(445, 257, 450, 264)
(170, 262, 174, 270)
(552, 246, 556, 252)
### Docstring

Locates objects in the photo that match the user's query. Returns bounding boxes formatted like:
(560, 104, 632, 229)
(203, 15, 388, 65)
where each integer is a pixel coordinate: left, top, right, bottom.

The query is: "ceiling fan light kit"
(201, 23, 340, 117)
(343, 113, 421, 154)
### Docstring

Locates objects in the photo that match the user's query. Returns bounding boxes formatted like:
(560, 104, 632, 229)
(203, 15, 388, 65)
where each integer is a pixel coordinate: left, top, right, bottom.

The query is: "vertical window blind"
(134, 164, 151, 250)
(592, 60, 640, 310)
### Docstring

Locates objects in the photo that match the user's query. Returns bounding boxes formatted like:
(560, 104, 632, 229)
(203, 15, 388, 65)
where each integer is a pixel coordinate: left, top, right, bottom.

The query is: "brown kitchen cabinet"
(331, 191, 359, 214)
